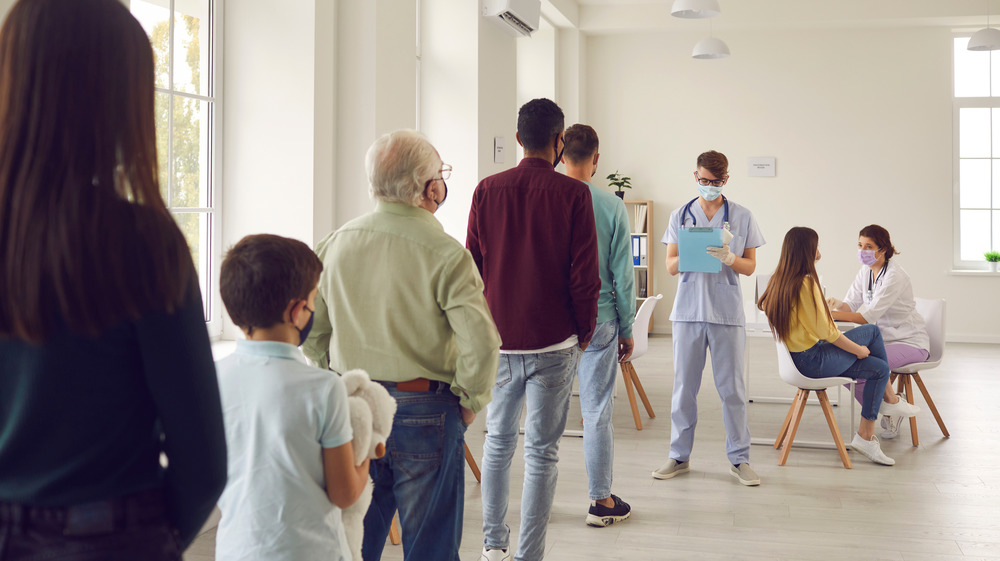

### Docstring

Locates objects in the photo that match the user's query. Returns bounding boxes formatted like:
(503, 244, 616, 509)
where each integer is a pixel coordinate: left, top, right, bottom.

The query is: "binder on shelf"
(639, 236, 647, 266)
(632, 235, 641, 266)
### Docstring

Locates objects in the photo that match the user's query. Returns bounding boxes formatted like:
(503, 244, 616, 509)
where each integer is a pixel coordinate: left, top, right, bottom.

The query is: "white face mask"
(698, 184, 723, 201)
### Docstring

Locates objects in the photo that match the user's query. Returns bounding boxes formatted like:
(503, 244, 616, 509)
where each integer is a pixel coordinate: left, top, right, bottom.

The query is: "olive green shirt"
(303, 202, 501, 413)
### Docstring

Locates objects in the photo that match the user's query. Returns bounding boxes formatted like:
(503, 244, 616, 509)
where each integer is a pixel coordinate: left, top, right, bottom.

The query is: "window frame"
(130, 0, 225, 336)
(953, 34, 999, 271)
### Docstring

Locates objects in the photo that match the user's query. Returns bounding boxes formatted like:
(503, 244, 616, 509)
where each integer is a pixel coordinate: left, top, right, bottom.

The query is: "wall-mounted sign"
(748, 157, 775, 177)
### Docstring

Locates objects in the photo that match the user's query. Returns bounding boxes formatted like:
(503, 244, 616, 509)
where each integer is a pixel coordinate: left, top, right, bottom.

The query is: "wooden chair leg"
(621, 361, 643, 430)
(895, 374, 905, 396)
(464, 442, 481, 483)
(779, 390, 809, 466)
(912, 373, 950, 438)
(626, 362, 656, 418)
(774, 397, 797, 449)
(389, 512, 401, 545)
(902, 375, 919, 447)
(817, 390, 852, 469)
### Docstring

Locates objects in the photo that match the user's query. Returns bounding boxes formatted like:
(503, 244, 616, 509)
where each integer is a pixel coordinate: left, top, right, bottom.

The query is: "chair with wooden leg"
(889, 297, 948, 447)
(388, 442, 481, 545)
(773, 340, 855, 469)
(619, 294, 662, 430)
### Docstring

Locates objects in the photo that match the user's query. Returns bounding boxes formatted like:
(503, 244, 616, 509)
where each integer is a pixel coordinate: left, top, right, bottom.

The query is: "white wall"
(222, 0, 337, 337)
(585, 26, 1000, 342)
(422, 0, 518, 244)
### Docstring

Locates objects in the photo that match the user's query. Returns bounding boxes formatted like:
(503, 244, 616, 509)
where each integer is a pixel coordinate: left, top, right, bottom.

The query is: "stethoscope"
(866, 262, 887, 303)
(681, 196, 730, 232)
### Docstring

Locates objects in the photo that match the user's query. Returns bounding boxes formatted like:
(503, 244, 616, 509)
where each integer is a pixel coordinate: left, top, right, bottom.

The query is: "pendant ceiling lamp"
(969, 1, 1000, 51)
(671, 0, 720, 19)
(692, 37, 730, 59)
(692, 19, 730, 59)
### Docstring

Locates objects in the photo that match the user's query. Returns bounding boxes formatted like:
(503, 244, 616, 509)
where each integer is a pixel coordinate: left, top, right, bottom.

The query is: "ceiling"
(551, 0, 1000, 33)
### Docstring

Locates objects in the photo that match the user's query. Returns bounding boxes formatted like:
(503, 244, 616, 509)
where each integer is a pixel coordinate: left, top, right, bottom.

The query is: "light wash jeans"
(481, 347, 580, 561)
(362, 384, 466, 561)
(577, 320, 618, 500)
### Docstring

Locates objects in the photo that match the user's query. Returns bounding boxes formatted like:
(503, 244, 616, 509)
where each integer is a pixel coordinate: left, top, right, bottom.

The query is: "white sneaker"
(481, 547, 512, 561)
(879, 396, 920, 418)
(850, 433, 895, 466)
(879, 415, 904, 439)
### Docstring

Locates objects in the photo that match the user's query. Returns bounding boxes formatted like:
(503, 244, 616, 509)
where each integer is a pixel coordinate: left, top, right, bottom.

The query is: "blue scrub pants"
(670, 321, 750, 465)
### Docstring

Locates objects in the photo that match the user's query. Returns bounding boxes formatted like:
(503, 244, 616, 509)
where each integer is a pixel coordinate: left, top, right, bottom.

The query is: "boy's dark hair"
(562, 124, 599, 164)
(517, 98, 565, 152)
(220, 234, 323, 331)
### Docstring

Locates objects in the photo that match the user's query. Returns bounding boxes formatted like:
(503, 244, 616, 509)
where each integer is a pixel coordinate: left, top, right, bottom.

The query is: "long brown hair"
(757, 227, 832, 342)
(0, 0, 192, 343)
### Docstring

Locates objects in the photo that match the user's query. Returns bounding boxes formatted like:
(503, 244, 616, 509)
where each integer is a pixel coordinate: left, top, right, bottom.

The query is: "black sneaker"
(585, 494, 632, 527)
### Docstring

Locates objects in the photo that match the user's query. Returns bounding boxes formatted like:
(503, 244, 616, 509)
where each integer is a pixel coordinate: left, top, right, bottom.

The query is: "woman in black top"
(0, 0, 227, 558)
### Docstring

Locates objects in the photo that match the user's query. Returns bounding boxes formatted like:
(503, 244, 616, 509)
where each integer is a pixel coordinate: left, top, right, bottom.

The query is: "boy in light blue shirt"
(215, 234, 369, 561)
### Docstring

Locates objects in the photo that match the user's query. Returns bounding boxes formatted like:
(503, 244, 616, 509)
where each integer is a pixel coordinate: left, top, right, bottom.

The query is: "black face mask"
(296, 307, 315, 346)
(425, 179, 448, 208)
(552, 135, 564, 169)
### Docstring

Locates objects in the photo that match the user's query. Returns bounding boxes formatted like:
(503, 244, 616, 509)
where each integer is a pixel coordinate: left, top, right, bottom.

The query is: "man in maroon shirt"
(468, 98, 600, 561)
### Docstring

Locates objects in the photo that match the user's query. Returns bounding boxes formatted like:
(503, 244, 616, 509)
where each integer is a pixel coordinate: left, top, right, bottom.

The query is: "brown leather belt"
(377, 378, 449, 392)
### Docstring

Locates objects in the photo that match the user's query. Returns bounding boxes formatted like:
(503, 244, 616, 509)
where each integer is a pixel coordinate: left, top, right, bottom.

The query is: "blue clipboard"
(678, 227, 723, 273)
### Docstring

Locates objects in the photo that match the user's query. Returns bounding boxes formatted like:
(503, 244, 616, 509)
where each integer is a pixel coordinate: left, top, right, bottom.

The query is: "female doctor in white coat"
(828, 224, 928, 439)
(651, 150, 765, 487)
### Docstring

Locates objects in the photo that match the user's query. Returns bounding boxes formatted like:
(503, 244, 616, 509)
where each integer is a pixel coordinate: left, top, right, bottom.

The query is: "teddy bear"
(339, 369, 397, 561)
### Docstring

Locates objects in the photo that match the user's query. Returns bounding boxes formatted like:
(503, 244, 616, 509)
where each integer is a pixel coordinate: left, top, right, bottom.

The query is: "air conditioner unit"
(482, 0, 540, 37)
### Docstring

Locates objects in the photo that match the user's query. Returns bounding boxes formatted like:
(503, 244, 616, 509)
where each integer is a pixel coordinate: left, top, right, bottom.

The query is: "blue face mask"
(698, 184, 723, 201)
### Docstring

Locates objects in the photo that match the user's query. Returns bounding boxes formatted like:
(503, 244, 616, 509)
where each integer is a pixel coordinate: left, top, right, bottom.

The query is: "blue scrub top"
(661, 198, 765, 326)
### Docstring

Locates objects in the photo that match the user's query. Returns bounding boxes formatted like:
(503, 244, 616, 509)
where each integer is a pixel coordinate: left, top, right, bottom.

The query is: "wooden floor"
(186, 336, 1000, 561)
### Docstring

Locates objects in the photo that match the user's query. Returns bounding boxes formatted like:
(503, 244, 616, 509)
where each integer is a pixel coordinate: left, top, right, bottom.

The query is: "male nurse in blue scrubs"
(652, 150, 765, 486)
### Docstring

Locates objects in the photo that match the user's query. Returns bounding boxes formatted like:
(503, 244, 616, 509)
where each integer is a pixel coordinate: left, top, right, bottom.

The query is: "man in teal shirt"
(562, 124, 636, 527)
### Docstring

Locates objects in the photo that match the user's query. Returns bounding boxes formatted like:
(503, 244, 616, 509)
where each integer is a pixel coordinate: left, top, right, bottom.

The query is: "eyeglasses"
(438, 164, 452, 181)
(694, 171, 726, 187)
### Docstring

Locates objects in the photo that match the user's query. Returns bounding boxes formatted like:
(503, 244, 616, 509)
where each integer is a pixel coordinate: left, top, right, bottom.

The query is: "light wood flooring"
(187, 336, 1000, 561)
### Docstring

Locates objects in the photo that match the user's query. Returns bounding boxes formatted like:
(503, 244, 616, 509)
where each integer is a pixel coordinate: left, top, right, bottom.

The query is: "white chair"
(619, 294, 663, 430)
(772, 340, 855, 469)
(890, 298, 948, 447)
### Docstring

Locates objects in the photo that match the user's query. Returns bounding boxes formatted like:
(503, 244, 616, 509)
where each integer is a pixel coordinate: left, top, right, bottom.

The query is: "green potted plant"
(606, 171, 632, 200)
(986, 250, 1000, 273)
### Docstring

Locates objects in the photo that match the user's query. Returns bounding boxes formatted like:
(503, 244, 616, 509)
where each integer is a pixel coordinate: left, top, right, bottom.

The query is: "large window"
(131, 0, 221, 327)
(954, 37, 1000, 268)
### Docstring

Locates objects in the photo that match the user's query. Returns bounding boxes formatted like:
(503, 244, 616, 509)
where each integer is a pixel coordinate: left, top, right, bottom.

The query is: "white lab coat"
(842, 260, 929, 351)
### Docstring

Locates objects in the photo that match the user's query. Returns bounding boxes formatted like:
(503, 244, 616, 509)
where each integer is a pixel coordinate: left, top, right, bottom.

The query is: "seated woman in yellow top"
(757, 227, 919, 466)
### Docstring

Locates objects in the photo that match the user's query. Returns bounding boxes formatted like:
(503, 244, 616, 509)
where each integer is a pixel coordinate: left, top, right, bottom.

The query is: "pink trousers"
(850, 343, 930, 404)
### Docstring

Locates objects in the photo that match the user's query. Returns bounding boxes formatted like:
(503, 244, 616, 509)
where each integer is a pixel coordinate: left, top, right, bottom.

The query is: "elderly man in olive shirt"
(303, 129, 501, 561)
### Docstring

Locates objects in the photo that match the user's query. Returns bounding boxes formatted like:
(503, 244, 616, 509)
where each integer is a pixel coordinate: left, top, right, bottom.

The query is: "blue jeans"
(577, 321, 618, 500)
(361, 384, 466, 561)
(790, 324, 890, 421)
(481, 347, 580, 561)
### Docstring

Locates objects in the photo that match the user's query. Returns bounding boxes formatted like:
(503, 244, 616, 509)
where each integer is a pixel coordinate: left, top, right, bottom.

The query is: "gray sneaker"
(880, 415, 904, 439)
(730, 463, 761, 486)
(652, 459, 690, 479)
(850, 433, 895, 465)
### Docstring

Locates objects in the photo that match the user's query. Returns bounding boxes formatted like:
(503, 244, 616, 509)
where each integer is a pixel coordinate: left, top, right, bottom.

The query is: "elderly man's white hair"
(366, 130, 441, 206)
